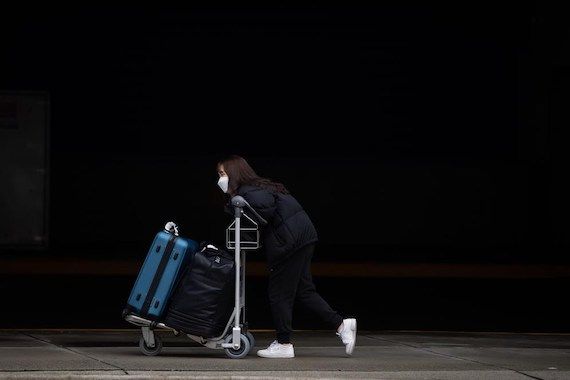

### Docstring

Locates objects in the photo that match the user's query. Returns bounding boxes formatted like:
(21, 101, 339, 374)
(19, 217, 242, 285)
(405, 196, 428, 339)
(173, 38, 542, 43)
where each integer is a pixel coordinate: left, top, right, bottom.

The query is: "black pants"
(268, 244, 344, 344)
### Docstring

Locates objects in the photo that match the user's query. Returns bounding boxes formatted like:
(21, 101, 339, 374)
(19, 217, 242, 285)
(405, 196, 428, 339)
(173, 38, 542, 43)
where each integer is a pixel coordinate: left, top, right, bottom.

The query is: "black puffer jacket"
(229, 184, 318, 267)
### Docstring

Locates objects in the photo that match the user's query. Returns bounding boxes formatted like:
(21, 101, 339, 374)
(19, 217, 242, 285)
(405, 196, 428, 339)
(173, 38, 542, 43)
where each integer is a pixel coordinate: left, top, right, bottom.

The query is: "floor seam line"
(362, 334, 545, 380)
(20, 332, 129, 375)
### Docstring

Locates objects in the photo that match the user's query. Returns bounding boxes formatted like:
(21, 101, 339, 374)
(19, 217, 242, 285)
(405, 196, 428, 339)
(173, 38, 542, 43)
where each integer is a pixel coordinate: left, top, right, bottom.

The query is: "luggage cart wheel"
(245, 331, 256, 350)
(224, 334, 251, 359)
(139, 336, 163, 356)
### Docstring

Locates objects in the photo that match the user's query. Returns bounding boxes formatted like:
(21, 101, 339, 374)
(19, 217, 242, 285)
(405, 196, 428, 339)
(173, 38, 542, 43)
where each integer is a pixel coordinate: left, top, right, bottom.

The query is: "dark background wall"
(1, 4, 569, 330)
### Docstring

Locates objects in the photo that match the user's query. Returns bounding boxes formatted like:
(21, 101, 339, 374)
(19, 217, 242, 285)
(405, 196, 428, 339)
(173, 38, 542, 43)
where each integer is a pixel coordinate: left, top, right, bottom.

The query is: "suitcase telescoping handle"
(230, 196, 268, 226)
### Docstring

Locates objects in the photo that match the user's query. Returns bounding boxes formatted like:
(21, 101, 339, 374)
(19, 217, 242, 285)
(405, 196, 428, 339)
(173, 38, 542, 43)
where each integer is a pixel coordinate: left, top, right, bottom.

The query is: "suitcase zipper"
(141, 234, 177, 317)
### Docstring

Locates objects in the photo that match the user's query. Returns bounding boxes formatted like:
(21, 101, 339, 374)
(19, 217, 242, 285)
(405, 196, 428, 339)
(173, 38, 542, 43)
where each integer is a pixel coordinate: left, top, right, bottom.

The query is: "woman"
(216, 155, 357, 358)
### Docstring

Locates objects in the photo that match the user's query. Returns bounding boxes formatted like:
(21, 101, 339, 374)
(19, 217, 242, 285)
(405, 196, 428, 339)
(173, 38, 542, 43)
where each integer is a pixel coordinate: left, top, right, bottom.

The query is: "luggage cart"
(124, 195, 267, 359)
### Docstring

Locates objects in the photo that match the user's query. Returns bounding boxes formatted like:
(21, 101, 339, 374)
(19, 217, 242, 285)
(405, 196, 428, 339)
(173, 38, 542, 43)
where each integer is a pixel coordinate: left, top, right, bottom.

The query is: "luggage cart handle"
(231, 196, 268, 226)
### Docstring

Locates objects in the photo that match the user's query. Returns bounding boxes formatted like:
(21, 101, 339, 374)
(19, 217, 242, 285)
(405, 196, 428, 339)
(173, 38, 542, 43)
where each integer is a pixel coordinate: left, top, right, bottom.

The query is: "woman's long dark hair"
(217, 155, 289, 195)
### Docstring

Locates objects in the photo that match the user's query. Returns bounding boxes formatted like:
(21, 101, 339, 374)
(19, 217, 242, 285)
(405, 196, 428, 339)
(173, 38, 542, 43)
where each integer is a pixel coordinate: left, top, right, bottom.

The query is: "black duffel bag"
(164, 244, 235, 338)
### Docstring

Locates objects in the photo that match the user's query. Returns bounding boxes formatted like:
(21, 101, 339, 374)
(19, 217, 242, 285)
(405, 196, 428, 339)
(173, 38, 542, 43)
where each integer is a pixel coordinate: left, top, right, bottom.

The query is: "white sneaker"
(257, 340, 295, 358)
(336, 318, 357, 356)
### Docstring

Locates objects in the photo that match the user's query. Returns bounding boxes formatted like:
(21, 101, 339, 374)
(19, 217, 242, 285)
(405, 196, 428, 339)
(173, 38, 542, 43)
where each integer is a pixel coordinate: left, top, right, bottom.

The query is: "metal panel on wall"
(0, 92, 49, 247)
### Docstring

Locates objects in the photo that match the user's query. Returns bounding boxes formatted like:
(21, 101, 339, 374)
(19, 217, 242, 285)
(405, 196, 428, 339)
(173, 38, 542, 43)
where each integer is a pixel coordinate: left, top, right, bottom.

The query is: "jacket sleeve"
(224, 202, 233, 216)
(241, 188, 277, 224)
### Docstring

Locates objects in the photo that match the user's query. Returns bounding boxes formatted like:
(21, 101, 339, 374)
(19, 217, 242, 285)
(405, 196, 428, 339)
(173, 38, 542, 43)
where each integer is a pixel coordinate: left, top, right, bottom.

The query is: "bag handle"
(164, 221, 179, 236)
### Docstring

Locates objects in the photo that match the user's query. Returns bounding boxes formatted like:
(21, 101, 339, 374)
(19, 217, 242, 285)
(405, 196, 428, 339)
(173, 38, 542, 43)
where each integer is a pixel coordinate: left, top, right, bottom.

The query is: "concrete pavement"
(0, 330, 569, 379)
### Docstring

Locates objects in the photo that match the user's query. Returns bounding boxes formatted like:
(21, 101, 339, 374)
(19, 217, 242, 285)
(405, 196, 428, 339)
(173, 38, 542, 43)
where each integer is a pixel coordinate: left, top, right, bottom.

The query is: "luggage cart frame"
(124, 195, 266, 359)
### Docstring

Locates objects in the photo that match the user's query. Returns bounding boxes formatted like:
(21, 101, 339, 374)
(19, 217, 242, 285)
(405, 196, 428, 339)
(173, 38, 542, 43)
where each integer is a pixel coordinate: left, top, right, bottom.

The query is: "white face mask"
(217, 176, 229, 193)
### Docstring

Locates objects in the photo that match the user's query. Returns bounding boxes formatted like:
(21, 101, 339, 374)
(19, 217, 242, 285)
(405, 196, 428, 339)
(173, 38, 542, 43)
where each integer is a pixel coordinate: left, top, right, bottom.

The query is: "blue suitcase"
(124, 230, 199, 320)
